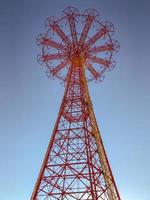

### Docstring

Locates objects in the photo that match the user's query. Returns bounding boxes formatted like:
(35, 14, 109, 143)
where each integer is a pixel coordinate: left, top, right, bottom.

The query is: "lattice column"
(31, 60, 120, 199)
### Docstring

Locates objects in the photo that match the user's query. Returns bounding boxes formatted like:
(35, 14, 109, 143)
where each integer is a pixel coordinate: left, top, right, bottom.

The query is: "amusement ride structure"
(30, 7, 120, 200)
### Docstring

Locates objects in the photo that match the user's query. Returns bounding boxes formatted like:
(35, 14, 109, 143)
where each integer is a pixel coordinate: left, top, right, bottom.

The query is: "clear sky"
(0, 0, 150, 199)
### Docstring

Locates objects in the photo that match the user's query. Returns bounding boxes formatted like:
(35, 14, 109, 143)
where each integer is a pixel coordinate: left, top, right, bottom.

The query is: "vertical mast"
(31, 58, 121, 199)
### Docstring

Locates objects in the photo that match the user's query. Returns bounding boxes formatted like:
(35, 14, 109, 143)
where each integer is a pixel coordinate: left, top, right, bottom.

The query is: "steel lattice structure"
(31, 7, 121, 200)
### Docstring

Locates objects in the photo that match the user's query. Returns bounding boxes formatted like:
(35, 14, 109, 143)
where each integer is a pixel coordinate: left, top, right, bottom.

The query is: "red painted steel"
(31, 7, 121, 200)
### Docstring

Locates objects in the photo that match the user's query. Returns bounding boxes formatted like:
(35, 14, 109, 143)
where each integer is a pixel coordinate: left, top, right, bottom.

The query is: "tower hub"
(71, 54, 86, 67)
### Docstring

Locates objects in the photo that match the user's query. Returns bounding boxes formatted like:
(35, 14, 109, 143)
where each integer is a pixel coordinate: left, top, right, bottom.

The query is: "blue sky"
(0, 0, 150, 199)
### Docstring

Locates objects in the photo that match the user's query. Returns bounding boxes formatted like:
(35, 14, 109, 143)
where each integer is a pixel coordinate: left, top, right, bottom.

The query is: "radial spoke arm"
(83, 26, 109, 50)
(41, 37, 67, 51)
(42, 53, 65, 62)
(89, 56, 110, 67)
(89, 43, 113, 54)
(79, 16, 94, 47)
(52, 24, 72, 47)
(50, 60, 68, 75)
(68, 14, 78, 48)
(86, 63, 100, 79)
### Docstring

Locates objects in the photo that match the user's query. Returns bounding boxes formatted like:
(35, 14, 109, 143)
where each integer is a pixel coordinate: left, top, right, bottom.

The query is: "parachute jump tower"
(31, 7, 120, 200)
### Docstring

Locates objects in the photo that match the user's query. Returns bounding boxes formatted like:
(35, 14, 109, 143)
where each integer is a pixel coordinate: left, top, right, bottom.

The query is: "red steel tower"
(31, 7, 120, 200)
